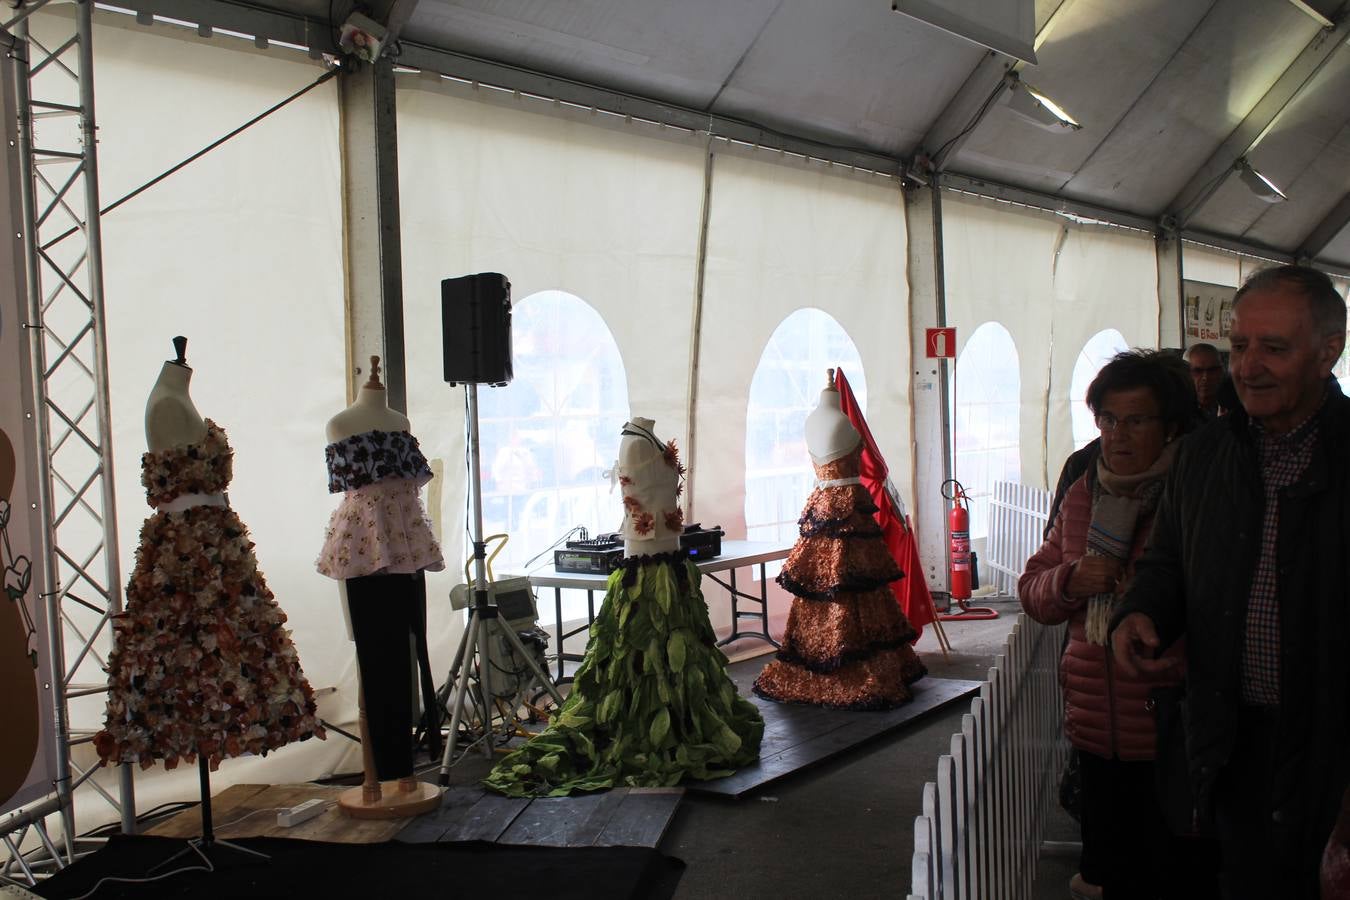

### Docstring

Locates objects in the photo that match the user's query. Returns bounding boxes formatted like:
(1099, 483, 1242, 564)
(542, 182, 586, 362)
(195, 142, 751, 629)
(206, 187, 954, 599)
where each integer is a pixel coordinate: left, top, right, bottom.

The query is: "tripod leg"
(476, 619, 494, 759)
(437, 612, 482, 784)
(434, 612, 474, 713)
(494, 620, 565, 706)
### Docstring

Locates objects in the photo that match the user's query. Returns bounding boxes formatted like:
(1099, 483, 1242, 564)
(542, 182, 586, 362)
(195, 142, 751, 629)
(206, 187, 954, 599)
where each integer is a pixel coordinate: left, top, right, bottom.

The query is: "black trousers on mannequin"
(345, 571, 440, 781)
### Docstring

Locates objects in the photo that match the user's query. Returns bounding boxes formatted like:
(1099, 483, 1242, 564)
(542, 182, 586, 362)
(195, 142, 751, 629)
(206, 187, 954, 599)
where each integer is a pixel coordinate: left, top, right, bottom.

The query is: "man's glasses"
(1095, 413, 1162, 433)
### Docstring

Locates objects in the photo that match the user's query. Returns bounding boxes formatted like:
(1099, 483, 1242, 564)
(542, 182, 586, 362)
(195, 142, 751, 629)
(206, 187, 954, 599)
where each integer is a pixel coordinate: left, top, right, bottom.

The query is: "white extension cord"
(276, 798, 330, 827)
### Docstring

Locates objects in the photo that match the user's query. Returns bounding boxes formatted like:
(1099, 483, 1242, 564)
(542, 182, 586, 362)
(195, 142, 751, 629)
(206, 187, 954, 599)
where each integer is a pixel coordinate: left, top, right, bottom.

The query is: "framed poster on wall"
(0, 110, 57, 820)
(1183, 279, 1235, 352)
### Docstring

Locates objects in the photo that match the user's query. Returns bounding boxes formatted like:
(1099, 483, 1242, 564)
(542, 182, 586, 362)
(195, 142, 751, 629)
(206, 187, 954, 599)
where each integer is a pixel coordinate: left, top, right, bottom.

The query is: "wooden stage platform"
(691, 676, 982, 798)
(143, 677, 977, 849)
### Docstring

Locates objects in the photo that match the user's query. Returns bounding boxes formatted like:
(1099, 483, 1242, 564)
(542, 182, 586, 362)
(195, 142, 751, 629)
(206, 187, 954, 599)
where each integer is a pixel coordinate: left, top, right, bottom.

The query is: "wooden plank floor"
(396, 786, 683, 849)
(688, 676, 982, 798)
(144, 783, 408, 844)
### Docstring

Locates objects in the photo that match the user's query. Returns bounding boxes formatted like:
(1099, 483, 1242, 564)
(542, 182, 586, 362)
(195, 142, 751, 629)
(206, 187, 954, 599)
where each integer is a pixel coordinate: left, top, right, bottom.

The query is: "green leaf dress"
(484, 551, 764, 797)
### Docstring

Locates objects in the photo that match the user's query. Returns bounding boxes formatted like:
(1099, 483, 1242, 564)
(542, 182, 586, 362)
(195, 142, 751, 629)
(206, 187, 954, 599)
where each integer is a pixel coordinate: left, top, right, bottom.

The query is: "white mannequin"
(326, 356, 408, 443)
(620, 416, 682, 557)
(145, 337, 207, 452)
(324, 354, 440, 814)
(804, 368, 861, 464)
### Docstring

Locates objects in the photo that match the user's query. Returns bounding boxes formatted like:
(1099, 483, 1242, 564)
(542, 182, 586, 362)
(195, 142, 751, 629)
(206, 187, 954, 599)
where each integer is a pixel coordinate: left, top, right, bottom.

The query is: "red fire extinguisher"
(939, 479, 998, 621)
(946, 480, 971, 601)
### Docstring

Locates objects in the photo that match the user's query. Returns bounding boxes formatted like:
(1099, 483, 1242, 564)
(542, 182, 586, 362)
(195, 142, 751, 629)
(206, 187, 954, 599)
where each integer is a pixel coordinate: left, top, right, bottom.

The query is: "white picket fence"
(983, 481, 1052, 596)
(909, 615, 1069, 900)
(909, 479, 1066, 900)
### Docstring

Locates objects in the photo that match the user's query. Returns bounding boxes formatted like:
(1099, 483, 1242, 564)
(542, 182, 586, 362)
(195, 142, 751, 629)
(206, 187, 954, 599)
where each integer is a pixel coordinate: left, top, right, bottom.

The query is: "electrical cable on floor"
(64, 839, 213, 900)
(43, 64, 342, 251)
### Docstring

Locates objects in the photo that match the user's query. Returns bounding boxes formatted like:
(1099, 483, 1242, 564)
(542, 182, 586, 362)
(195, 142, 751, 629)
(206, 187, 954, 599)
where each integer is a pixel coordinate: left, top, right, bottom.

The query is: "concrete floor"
(433, 595, 1084, 900)
(662, 596, 1078, 900)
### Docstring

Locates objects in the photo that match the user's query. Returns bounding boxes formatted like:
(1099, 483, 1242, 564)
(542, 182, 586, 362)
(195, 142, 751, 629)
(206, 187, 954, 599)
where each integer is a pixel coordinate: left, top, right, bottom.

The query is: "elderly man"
(1111, 265, 1348, 898)
(1185, 342, 1227, 419)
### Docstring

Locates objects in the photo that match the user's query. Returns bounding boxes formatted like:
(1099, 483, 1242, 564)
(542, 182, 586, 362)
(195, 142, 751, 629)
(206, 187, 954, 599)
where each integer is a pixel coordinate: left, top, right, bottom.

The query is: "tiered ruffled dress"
(94, 421, 324, 770)
(316, 429, 444, 579)
(484, 430, 763, 797)
(753, 445, 927, 710)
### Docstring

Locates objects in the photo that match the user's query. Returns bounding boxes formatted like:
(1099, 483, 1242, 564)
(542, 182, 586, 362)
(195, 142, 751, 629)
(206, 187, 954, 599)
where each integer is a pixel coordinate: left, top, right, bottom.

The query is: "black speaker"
(441, 273, 513, 386)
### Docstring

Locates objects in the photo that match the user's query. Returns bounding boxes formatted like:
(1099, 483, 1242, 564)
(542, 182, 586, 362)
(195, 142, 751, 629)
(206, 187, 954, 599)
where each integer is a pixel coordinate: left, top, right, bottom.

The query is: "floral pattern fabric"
(141, 418, 231, 506)
(95, 422, 324, 771)
(316, 479, 444, 579)
(318, 429, 443, 580)
(753, 446, 927, 710)
(325, 429, 432, 494)
(617, 426, 685, 543)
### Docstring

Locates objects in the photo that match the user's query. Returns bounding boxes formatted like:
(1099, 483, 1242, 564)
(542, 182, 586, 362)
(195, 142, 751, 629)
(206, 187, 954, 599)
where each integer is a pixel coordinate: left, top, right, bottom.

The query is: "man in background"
(1111, 265, 1349, 898)
(1185, 342, 1227, 419)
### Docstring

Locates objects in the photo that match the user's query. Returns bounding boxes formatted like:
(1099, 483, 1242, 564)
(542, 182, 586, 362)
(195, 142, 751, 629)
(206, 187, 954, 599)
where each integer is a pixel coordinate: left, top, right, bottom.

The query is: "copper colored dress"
(753, 445, 926, 710)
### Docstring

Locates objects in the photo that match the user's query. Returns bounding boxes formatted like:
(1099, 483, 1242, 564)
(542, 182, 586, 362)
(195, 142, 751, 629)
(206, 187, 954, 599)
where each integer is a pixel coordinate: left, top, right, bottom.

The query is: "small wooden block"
(339, 780, 443, 820)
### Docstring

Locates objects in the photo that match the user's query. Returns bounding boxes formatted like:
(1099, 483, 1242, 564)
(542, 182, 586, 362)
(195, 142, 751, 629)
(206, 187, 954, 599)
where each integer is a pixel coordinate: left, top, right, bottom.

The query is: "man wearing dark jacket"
(1110, 265, 1348, 898)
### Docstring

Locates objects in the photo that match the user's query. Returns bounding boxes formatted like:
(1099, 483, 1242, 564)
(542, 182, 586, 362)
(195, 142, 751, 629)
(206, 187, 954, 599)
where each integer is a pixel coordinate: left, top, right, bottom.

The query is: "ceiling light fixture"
(1236, 158, 1288, 203)
(1003, 75, 1081, 131)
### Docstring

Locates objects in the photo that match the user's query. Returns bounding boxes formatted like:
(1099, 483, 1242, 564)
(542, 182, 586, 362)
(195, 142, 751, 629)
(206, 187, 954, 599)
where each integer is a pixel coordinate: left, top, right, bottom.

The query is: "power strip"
(277, 798, 328, 827)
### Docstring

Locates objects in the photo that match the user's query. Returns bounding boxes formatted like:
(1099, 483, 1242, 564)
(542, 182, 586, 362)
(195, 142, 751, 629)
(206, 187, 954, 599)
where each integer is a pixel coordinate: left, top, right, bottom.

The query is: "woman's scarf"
(1083, 441, 1178, 644)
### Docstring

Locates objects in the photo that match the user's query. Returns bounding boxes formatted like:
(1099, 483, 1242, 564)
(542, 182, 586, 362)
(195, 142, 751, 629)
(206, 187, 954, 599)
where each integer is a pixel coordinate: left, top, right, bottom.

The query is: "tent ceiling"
(148, 0, 1350, 268)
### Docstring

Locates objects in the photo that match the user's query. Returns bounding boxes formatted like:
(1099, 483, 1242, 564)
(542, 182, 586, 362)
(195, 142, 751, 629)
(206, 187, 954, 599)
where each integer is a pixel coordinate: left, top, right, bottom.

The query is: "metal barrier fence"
(910, 482, 1064, 899)
(983, 481, 1052, 596)
(909, 614, 1068, 900)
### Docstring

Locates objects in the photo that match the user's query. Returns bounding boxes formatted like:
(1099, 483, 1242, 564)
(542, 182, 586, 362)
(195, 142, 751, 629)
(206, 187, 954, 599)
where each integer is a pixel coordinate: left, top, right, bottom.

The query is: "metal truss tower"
(1, 0, 134, 881)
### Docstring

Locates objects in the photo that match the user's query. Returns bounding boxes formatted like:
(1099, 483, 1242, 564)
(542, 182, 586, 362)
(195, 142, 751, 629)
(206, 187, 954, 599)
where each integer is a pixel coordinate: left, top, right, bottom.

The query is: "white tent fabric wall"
(33, 9, 357, 833)
(942, 194, 1063, 492)
(694, 152, 910, 632)
(942, 194, 1160, 491)
(394, 81, 706, 637)
(1043, 227, 1159, 487)
(1182, 242, 1244, 287)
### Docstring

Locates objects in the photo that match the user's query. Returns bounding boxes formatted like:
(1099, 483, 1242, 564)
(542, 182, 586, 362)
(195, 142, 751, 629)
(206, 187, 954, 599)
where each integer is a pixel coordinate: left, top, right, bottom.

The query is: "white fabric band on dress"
(155, 492, 227, 513)
(815, 476, 863, 489)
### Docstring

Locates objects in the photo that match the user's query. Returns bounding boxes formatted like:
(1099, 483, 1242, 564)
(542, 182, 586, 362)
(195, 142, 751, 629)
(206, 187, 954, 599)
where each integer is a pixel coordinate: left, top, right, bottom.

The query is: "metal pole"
(74, 0, 133, 836)
(11, 18, 75, 859)
(466, 383, 494, 758)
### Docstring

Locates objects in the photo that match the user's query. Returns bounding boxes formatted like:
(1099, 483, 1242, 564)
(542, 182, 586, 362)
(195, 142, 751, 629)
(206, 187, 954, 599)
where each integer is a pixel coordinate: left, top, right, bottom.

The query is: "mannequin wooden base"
(338, 779, 442, 820)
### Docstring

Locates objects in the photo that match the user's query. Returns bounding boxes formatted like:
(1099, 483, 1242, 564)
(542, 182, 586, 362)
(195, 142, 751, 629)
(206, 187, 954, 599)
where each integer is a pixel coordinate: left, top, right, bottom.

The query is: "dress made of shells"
(94, 420, 324, 771)
(316, 429, 444, 580)
(753, 446, 927, 710)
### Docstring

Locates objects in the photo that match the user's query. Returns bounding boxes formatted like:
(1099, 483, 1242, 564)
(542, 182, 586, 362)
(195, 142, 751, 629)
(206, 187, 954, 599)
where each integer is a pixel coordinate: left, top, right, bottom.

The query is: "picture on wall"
(1182, 279, 1236, 352)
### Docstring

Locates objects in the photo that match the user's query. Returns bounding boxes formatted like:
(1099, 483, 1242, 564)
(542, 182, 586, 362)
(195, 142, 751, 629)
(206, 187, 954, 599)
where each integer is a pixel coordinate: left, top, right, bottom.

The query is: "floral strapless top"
(141, 419, 232, 507)
(325, 429, 432, 493)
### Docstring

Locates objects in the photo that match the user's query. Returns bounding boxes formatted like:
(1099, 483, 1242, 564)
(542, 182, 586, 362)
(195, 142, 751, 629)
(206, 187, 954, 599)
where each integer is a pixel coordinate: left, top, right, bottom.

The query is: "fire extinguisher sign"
(925, 327, 956, 359)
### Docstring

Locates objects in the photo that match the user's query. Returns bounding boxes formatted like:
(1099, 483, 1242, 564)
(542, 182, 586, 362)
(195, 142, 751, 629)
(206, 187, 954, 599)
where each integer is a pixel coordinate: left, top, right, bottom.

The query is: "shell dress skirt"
(94, 420, 324, 770)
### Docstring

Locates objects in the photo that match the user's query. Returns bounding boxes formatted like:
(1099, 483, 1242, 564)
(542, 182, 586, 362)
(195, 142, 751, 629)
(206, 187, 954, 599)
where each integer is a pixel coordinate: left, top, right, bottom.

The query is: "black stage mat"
(689, 676, 981, 797)
(397, 785, 683, 848)
(36, 834, 684, 900)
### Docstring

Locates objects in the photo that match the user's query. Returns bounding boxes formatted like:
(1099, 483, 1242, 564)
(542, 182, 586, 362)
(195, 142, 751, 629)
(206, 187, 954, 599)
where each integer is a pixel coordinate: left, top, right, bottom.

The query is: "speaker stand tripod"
(436, 383, 565, 786)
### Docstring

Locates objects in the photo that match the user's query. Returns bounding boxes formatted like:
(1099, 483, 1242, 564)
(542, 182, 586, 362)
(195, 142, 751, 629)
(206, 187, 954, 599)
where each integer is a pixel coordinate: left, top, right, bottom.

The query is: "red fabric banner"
(834, 370, 935, 640)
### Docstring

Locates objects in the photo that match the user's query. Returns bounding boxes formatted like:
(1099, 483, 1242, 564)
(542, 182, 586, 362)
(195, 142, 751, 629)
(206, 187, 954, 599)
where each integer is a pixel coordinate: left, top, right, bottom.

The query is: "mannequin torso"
(326, 385, 409, 443)
(145, 362, 207, 452)
(805, 386, 860, 466)
(619, 417, 683, 556)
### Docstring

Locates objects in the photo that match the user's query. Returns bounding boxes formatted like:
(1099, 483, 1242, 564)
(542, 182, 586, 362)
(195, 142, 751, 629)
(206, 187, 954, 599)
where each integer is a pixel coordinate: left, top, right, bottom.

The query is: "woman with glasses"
(1020, 349, 1214, 900)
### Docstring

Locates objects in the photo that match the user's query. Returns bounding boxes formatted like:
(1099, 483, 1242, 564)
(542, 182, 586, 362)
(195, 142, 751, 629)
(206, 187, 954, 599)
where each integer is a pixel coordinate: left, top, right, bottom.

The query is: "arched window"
(745, 309, 866, 546)
(1069, 329, 1129, 450)
(477, 290, 629, 624)
(953, 322, 1021, 541)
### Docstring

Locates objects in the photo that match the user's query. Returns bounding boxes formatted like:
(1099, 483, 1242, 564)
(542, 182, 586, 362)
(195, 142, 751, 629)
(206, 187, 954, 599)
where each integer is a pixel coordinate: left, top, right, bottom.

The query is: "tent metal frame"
(0, 0, 134, 884)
